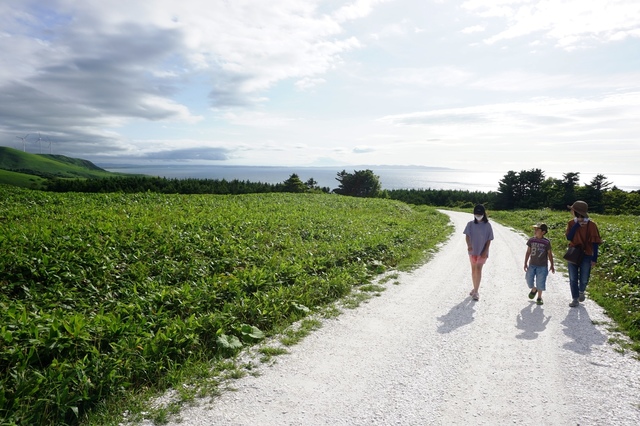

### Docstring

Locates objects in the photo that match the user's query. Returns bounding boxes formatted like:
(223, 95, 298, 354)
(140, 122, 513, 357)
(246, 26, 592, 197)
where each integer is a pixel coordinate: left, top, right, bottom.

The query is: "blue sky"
(1, 0, 639, 179)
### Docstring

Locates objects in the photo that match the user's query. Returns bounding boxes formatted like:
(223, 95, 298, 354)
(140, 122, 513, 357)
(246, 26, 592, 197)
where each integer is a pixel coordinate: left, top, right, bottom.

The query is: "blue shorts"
(525, 265, 549, 291)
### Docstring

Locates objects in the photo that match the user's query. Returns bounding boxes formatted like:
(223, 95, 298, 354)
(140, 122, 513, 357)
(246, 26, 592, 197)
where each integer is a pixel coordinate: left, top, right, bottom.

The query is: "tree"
(583, 174, 611, 213)
(588, 174, 611, 192)
(305, 177, 318, 190)
(542, 177, 564, 210)
(333, 169, 381, 197)
(518, 168, 545, 208)
(561, 172, 580, 207)
(495, 171, 519, 209)
(282, 173, 307, 193)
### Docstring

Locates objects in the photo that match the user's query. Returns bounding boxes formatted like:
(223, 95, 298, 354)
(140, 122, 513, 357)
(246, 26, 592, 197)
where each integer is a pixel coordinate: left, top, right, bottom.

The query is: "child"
(524, 223, 555, 305)
(463, 204, 494, 301)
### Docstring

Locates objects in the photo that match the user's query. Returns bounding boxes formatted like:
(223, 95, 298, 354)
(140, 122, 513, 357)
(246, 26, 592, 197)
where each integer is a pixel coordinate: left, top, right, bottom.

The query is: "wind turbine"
(36, 132, 43, 154)
(47, 136, 53, 154)
(16, 134, 29, 152)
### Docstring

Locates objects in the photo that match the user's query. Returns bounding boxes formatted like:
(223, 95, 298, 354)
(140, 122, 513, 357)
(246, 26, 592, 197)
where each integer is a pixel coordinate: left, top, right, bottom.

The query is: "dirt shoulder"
(145, 210, 640, 426)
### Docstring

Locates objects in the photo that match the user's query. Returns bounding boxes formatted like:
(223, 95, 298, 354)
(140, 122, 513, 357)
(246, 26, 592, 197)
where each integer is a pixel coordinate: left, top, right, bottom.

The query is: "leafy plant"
(0, 184, 452, 425)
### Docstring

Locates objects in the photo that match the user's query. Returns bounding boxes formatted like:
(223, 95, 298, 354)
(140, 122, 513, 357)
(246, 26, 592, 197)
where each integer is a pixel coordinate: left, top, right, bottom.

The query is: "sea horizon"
(100, 164, 640, 193)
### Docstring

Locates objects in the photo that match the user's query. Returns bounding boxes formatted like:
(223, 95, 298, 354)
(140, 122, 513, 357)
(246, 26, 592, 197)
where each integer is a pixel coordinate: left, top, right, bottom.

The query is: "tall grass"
(0, 185, 452, 425)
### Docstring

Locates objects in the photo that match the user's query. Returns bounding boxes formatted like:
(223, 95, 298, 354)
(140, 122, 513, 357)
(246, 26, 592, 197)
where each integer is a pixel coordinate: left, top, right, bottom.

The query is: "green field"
(0, 147, 125, 188)
(0, 185, 452, 425)
(0, 168, 46, 188)
(2, 185, 638, 425)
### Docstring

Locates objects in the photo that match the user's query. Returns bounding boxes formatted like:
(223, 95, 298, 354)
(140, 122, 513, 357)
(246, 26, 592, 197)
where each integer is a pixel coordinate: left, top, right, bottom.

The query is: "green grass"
(491, 209, 640, 354)
(279, 319, 324, 346)
(0, 168, 47, 188)
(0, 184, 453, 425)
(258, 346, 290, 363)
(0, 146, 123, 182)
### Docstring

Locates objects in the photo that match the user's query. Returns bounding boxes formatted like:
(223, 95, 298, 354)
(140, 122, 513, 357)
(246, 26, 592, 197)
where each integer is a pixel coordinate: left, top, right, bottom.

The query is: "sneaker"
(536, 298, 543, 305)
(579, 292, 586, 302)
(528, 290, 537, 300)
(569, 299, 579, 307)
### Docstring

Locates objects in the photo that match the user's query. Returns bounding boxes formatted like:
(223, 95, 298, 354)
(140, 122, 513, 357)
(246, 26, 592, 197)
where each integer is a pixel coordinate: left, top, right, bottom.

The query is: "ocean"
(101, 164, 640, 193)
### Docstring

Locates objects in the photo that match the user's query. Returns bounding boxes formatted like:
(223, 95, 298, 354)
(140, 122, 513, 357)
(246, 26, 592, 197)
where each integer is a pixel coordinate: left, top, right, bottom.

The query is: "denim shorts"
(525, 265, 549, 291)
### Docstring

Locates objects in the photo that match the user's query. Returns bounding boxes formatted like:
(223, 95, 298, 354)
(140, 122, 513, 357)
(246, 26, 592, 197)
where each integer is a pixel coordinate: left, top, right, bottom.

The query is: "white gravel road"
(146, 210, 640, 426)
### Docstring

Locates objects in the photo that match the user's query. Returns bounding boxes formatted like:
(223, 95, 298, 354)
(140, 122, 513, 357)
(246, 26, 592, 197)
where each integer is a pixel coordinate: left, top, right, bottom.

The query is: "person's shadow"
(437, 297, 476, 334)
(515, 303, 551, 340)
(561, 306, 607, 354)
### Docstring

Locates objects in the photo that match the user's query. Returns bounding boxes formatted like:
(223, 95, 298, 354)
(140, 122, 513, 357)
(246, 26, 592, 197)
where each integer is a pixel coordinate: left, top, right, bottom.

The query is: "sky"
(1, 0, 639, 179)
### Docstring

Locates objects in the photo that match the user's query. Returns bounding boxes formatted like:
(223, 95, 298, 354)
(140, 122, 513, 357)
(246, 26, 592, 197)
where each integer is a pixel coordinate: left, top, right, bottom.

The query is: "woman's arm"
(481, 240, 491, 257)
(566, 221, 581, 241)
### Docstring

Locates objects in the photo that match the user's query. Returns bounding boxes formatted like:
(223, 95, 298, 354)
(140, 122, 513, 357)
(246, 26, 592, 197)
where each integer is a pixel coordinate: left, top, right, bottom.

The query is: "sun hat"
(532, 223, 548, 233)
(567, 200, 589, 218)
(473, 204, 485, 215)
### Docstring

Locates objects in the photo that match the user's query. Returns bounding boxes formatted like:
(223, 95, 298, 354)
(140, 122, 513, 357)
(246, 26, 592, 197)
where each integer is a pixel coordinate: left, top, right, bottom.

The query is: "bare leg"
(471, 263, 484, 294)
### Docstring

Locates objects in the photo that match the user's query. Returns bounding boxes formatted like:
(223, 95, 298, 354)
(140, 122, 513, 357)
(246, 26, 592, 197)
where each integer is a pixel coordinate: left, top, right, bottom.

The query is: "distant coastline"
(100, 164, 640, 193)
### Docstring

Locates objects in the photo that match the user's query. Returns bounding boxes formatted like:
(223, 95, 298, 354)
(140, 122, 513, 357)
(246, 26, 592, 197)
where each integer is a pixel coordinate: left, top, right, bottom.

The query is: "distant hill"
(0, 146, 125, 188)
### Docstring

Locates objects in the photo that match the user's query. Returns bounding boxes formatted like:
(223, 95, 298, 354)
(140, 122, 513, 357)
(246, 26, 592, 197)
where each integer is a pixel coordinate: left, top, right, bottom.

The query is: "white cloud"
(0, 0, 369, 158)
(353, 145, 376, 153)
(463, 0, 640, 49)
(1, 0, 639, 177)
(462, 25, 486, 34)
(383, 66, 474, 87)
(333, 0, 392, 23)
(295, 77, 327, 90)
(221, 111, 298, 128)
(378, 92, 640, 139)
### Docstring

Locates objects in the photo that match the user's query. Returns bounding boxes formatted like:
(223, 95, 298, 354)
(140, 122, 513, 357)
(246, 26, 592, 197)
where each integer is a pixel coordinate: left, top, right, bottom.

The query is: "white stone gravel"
(141, 210, 640, 426)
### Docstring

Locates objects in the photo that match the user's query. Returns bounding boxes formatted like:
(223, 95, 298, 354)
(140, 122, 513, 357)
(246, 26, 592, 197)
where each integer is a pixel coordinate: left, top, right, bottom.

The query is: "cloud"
(353, 145, 376, 153)
(378, 91, 640, 137)
(1, 0, 638, 176)
(0, 0, 368, 159)
(221, 111, 298, 128)
(461, 25, 485, 34)
(140, 146, 231, 161)
(383, 66, 474, 87)
(295, 77, 327, 91)
(333, 0, 392, 23)
(462, 0, 640, 49)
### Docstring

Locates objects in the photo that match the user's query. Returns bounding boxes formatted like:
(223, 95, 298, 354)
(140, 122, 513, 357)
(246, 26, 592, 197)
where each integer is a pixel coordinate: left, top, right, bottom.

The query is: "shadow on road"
(560, 306, 607, 354)
(515, 303, 551, 340)
(437, 298, 476, 334)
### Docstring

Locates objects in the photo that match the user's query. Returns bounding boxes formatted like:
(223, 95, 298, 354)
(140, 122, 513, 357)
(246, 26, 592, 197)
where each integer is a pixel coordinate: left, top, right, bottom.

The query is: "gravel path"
(148, 210, 640, 425)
